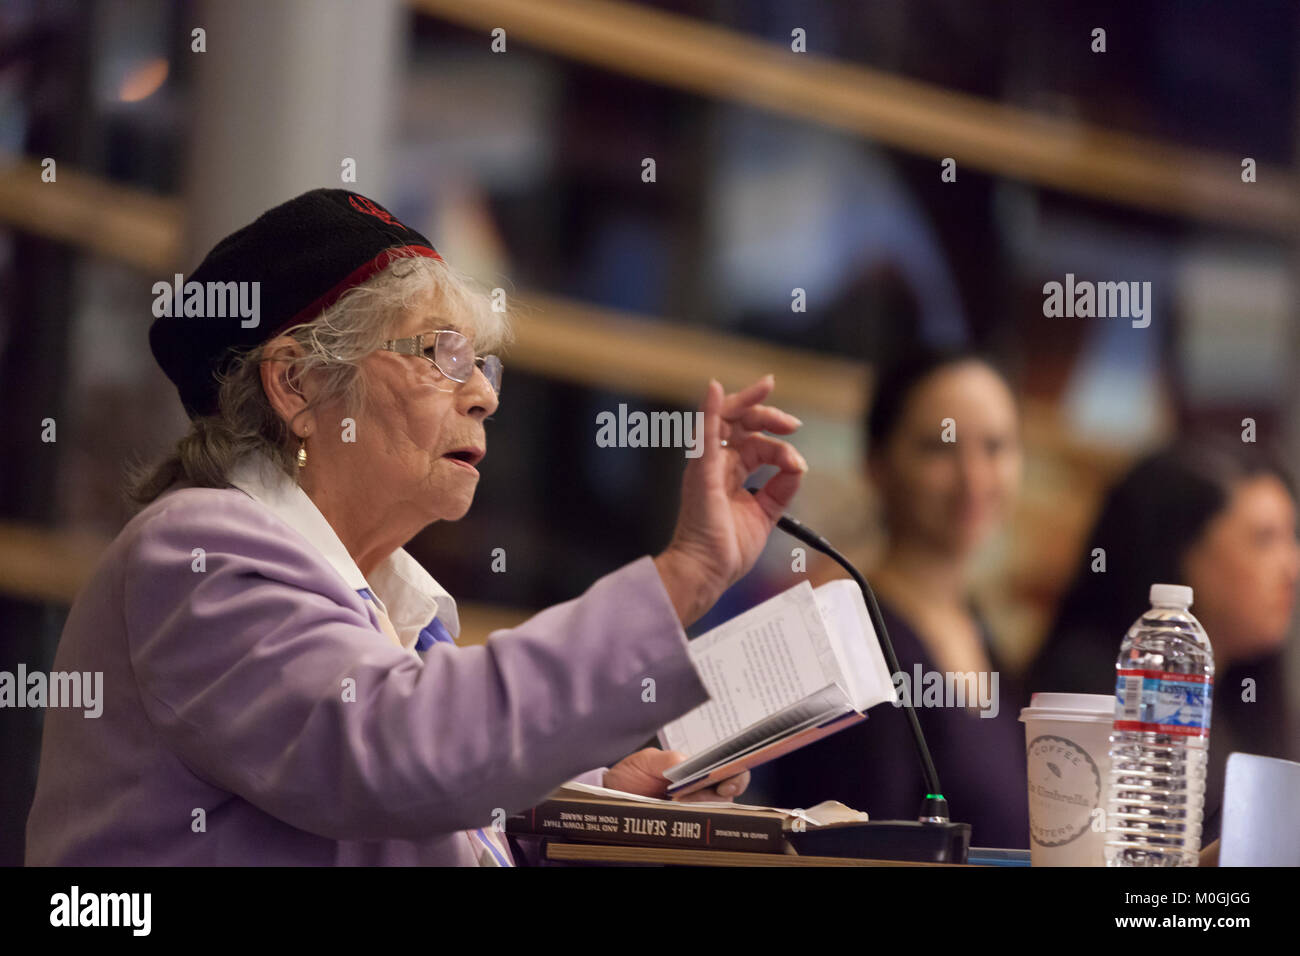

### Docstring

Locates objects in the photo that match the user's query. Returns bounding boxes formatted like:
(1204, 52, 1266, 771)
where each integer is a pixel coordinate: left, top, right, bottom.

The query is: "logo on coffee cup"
(1026, 734, 1102, 847)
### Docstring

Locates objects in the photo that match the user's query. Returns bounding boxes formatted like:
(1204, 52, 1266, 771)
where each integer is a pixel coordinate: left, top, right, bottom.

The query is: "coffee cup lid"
(1019, 692, 1115, 722)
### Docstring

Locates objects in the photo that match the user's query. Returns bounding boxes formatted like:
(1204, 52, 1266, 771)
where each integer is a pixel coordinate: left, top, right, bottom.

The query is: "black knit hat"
(149, 188, 441, 418)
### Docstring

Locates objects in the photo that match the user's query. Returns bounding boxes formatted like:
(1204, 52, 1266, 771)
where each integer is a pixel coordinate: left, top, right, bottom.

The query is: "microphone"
(749, 487, 969, 861)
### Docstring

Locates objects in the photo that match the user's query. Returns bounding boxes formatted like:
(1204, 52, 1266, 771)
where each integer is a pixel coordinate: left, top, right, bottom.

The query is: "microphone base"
(785, 820, 971, 864)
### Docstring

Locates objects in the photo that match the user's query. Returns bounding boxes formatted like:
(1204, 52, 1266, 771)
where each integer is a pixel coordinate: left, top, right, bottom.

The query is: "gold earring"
(296, 437, 307, 469)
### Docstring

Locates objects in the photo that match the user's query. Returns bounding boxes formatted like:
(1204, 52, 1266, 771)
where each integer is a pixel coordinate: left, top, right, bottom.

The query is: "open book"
(658, 579, 897, 797)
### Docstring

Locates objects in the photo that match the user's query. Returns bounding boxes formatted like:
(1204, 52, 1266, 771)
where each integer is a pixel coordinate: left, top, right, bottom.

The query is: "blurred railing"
(412, 0, 1299, 235)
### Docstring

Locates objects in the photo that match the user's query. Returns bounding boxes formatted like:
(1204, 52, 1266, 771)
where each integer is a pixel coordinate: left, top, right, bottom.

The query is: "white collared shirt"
(226, 454, 460, 656)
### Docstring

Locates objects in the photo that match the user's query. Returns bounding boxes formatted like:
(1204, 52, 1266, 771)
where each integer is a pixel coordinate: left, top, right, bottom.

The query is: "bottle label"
(1113, 668, 1212, 737)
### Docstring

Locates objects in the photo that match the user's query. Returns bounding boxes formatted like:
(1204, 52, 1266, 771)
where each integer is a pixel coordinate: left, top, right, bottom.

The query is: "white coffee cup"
(1019, 693, 1115, 866)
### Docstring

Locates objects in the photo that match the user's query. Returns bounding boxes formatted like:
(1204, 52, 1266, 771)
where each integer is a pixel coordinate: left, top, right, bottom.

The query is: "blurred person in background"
(752, 345, 1030, 848)
(1025, 438, 1300, 845)
(24, 189, 808, 866)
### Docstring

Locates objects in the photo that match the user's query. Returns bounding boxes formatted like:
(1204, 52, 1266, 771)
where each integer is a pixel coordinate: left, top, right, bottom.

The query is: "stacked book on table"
(506, 781, 868, 855)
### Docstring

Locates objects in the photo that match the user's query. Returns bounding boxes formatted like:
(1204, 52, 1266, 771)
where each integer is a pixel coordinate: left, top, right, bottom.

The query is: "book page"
(658, 581, 845, 757)
(665, 709, 865, 796)
(663, 686, 850, 784)
(814, 579, 896, 712)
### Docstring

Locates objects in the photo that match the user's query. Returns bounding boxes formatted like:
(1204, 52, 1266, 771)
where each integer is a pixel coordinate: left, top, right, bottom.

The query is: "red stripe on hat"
(274, 244, 443, 334)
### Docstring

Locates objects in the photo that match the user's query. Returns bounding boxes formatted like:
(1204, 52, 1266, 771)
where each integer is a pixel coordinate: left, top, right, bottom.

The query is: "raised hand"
(653, 375, 806, 627)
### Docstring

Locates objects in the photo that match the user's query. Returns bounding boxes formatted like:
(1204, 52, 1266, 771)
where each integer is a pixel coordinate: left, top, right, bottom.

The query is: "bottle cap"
(1150, 583, 1193, 607)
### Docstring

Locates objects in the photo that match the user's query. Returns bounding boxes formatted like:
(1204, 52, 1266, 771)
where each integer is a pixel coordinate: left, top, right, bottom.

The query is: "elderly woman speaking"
(25, 189, 807, 865)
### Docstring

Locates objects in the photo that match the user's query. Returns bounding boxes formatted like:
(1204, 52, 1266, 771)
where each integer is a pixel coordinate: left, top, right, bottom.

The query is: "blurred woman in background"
(1025, 438, 1300, 844)
(752, 346, 1031, 848)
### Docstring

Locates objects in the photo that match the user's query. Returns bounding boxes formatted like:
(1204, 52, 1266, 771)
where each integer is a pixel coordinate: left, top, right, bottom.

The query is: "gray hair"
(129, 252, 512, 504)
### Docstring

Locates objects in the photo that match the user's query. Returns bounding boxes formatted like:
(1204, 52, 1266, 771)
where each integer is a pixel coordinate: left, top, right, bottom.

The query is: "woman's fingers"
(698, 379, 728, 475)
(674, 770, 752, 803)
(712, 376, 807, 516)
(735, 431, 808, 477)
(729, 403, 802, 435)
(674, 788, 719, 803)
(717, 377, 801, 441)
(720, 375, 775, 419)
(723, 432, 806, 519)
(751, 467, 802, 518)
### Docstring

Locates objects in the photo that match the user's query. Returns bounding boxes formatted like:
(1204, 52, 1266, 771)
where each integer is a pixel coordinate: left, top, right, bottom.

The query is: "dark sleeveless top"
(747, 599, 1031, 849)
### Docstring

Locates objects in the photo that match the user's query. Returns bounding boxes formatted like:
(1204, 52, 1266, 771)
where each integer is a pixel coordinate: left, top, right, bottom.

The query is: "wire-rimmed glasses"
(380, 329, 502, 395)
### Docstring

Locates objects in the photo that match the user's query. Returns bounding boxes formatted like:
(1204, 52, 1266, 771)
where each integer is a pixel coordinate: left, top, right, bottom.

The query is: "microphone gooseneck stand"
(750, 489, 970, 861)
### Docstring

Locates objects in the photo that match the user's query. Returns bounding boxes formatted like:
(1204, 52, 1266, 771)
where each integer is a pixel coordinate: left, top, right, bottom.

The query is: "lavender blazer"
(25, 487, 709, 864)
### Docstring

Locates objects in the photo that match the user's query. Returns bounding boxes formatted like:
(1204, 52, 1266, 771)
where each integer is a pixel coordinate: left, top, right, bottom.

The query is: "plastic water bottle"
(1104, 584, 1214, 866)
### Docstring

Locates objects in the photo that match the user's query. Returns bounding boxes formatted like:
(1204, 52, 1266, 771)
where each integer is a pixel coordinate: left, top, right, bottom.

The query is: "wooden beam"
(0, 156, 182, 272)
(411, 0, 1298, 234)
(0, 522, 107, 606)
(511, 291, 867, 416)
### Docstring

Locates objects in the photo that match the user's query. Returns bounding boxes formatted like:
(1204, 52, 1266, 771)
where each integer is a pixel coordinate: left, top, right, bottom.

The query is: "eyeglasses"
(380, 329, 502, 396)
